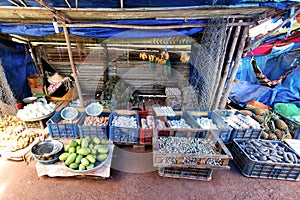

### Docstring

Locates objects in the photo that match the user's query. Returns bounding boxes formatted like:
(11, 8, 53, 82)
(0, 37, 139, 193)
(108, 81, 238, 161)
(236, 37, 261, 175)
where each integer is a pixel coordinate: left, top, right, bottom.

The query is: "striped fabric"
(250, 56, 298, 87)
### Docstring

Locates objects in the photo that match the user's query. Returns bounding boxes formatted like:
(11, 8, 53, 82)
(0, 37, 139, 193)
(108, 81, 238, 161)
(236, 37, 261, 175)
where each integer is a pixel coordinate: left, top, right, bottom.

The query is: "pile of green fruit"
(59, 136, 109, 171)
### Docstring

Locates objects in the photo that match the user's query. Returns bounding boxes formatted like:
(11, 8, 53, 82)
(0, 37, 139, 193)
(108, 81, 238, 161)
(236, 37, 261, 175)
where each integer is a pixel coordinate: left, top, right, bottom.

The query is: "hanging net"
(0, 58, 17, 116)
(190, 19, 227, 110)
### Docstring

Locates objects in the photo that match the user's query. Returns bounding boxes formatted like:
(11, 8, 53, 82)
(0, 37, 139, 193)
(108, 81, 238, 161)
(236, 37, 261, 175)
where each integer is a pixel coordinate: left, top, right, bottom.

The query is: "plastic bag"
(274, 103, 300, 123)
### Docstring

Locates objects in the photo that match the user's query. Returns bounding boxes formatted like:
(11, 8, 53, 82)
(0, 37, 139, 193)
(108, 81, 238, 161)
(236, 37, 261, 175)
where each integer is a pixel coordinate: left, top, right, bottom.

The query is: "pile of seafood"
(238, 139, 300, 164)
(157, 137, 222, 166)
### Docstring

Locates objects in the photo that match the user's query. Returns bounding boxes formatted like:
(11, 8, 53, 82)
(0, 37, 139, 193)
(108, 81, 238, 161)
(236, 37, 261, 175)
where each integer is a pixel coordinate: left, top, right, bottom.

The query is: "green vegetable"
(78, 164, 85, 171)
(97, 154, 108, 162)
(81, 138, 89, 148)
(75, 154, 83, 164)
(64, 153, 77, 166)
(64, 144, 70, 152)
(97, 146, 109, 154)
(77, 147, 90, 156)
(87, 154, 96, 163)
(93, 137, 101, 145)
(89, 143, 94, 149)
(59, 153, 69, 161)
(76, 146, 81, 153)
(101, 138, 107, 145)
(91, 149, 97, 155)
(85, 136, 91, 143)
(94, 144, 105, 150)
(69, 163, 79, 170)
(68, 146, 76, 154)
(76, 138, 82, 146)
(87, 163, 95, 170)
(81, 157, 90, 166)
(69, 140, 78, 147)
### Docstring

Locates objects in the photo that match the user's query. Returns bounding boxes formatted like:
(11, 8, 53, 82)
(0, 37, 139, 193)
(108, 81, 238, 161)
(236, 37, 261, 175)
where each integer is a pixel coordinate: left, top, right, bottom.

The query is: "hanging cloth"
(250, 55, 299, 87)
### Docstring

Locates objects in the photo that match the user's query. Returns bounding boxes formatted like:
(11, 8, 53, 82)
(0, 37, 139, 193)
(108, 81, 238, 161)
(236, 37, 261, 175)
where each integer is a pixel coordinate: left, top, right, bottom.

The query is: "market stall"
(0, 0, 299, 183)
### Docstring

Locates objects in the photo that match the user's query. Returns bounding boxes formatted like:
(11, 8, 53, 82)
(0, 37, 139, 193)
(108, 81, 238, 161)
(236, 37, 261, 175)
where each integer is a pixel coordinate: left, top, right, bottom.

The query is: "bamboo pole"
(219, 25, 250, 109)
(211, 19, 234, 110)
(64, 0, 72, 9)
(62, 21, 254, 29)
(62, 24, 84, 106)
(208, 22, 227, 110)
(35, 0, 71, 23)
(7, 0, 20, 7)
(18, 0, 27, 7)
(246, 7, 300, 51)
(213, 24, 242, 110)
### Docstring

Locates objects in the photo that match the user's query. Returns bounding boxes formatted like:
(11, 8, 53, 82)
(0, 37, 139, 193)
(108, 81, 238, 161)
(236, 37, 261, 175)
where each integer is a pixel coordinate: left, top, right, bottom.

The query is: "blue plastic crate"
(109, 110, 140, 143)
(46, 107, 82, 138)
(232, 139, 300, 181)
(78, 109, 111, 139)
(213, 110, 262, 142)
(187, 111, 232, 143)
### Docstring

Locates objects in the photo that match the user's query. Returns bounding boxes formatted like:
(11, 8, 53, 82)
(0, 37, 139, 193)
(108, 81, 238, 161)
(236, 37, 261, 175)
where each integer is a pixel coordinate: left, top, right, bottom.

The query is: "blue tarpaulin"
(0, 20, 206, 38)
(0, 39, 37, 100)
(232, 41, 300, 108)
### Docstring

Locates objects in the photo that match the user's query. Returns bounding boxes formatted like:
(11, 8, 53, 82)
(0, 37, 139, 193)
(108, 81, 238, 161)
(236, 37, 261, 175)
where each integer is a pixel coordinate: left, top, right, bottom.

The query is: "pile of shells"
(239, 139, 300, 164)
(157, 137, 223, 166)
(111, 116, 137, 128)
(168, 118, 191, 128)
(158, 137, 218, 154)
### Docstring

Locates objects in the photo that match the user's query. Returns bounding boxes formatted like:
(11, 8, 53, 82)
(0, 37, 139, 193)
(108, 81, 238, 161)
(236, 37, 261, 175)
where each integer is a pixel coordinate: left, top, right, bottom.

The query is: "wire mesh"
(0, 58, 17, 116)
(190, 19, 227, 110)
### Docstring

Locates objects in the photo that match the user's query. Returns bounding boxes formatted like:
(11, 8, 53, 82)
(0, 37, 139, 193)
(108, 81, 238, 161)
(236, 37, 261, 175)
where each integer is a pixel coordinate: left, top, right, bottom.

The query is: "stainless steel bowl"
(31, 140, 64, 163)
(22, 96, 38, 104)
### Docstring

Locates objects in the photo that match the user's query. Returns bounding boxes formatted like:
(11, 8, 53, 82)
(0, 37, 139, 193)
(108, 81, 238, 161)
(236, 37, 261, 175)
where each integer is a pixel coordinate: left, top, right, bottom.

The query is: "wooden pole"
(35, 0, 71, 23)
(64, 0, 72, 9)
(208, 22, 227, 110)
(7, 0, 20, 7)
(18, 0, 27, 7)
(211, 19, 234, 110)
(213, 24, 242, 110)
(62, 21, 254, 29)
(219, 25, 250, 109)
(62, 24, 84, 106)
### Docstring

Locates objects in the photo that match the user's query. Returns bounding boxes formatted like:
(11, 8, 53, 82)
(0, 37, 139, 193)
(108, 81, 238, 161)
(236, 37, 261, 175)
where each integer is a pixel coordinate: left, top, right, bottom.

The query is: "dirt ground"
(1, 145, 300, 200)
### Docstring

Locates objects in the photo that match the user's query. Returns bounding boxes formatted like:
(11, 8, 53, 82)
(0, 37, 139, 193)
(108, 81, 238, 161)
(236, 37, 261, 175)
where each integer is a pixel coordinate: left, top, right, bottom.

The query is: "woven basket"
(47, 88, 74, 101)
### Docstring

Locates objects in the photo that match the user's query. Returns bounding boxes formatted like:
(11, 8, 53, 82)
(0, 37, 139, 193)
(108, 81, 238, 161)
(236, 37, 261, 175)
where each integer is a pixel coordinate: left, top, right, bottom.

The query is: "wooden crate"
(153, 129, 232, 169)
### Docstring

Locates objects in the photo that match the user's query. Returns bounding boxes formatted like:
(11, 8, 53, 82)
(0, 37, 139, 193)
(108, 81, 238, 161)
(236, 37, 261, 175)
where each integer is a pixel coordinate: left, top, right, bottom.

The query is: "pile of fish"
(238, 139, 300, 164)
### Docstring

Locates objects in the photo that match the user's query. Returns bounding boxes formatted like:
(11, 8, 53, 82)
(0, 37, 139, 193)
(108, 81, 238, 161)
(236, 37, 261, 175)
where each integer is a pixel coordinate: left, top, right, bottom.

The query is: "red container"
(138, 110, 169, 144)
(138, 110, 154, 144)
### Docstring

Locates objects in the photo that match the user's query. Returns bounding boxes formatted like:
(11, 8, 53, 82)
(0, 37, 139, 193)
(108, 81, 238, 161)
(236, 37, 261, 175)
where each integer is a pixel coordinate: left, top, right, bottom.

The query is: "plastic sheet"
(0, 39, 37, 100)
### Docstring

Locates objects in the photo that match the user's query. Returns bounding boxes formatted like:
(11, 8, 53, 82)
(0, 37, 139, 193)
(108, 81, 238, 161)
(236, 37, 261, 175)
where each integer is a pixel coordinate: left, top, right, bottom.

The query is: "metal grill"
(0, 58, 17, 116)
(190, 19, 227, 110)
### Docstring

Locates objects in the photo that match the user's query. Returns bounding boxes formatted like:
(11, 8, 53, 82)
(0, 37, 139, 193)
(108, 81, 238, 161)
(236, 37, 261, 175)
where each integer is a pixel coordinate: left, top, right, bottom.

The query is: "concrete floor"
(0, 145, 300, 200)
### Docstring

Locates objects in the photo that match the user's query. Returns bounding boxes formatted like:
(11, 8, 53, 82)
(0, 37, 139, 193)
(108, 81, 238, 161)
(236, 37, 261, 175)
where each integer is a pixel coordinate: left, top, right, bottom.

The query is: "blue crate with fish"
(78, 109, 111, 139)
(109, 110, 140, 143)
(46, 107, 83, 138)
(232, 139, 300, 181)
(187, 111, 232, 143)
(213, 110, 263, 142)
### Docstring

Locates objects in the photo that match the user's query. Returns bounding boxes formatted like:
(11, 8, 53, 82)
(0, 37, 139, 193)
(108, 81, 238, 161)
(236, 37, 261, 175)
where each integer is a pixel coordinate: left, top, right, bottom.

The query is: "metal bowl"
(31, 140, 64, 163)
(22, 96, 38, 104)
